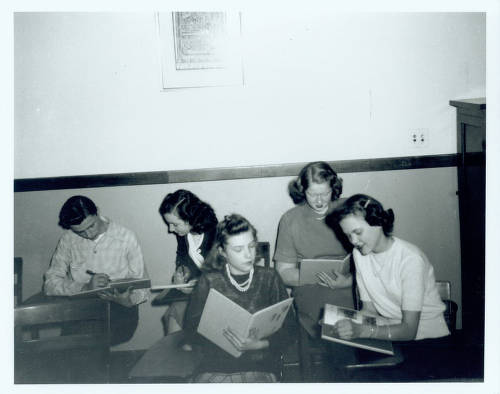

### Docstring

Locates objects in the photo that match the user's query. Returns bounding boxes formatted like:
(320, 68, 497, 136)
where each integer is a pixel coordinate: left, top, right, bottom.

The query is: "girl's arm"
(334, 309, 421, 341)
(360, 300, 379, 316)
(276, 261, 299, 286)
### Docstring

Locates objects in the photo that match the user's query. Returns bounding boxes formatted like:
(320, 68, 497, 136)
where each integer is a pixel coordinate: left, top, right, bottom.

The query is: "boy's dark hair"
(159, 189, 218, 234)
(203, 214, 257, 272)
(58, 195, 98, 229)
(326, 194, 395, 236)
(288, 161, 343, 204)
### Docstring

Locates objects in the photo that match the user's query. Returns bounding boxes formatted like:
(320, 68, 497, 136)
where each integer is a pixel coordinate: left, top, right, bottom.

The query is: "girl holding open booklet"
(327, 194, 449, 342)
(326, 194, 451, 377)
(274, 161, 355, 337)
(183, 214, 293, 383)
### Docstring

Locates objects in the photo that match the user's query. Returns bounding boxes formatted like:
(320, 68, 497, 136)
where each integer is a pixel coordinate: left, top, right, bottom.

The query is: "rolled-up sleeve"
(125, 233, 149, 305)
(273, 214, 298, 264)
(44, 235, 86, 295)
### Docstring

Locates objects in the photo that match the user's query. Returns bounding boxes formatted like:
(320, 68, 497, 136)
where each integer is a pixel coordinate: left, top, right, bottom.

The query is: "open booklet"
(298, 255, 350, 286)
(197, 288, 294, 358)
(321, 304, 395, 355)
(70, 277, 151, 297)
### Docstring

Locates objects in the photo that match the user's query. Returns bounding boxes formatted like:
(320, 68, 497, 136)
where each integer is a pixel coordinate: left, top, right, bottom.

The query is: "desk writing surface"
(129, 331, 201, 380)
(151, 288, 189, 306)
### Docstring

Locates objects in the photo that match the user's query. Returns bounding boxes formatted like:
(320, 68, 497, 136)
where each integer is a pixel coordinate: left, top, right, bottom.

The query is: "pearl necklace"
(225, 264, 254, 292)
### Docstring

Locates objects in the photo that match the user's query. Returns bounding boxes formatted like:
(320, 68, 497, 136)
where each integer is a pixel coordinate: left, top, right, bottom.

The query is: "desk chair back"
(14, 258, 22, 306)
(435, 280, 458, 333)
(256, 241, 271, 268)
(15, 298, 110, 383)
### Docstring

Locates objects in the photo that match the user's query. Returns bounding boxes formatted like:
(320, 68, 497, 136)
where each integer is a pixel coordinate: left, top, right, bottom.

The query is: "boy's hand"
(83, 273, 110, 290)
(98, 286, 134, 307)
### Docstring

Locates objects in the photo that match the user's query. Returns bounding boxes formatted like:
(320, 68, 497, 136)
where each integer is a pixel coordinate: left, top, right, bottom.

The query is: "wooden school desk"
(15, 292, 111, 383)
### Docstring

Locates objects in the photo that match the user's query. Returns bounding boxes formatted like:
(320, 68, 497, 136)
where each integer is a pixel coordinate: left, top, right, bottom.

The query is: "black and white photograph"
(5, 1, 500, 393)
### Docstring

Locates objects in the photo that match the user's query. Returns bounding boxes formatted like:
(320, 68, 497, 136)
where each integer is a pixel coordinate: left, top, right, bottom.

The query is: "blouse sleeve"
(273, 213, 298, 264)
(400, 255, 426, 311)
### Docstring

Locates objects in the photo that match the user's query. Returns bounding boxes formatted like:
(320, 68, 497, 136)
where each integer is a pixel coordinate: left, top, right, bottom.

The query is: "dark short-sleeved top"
(274, 200, 347, 265)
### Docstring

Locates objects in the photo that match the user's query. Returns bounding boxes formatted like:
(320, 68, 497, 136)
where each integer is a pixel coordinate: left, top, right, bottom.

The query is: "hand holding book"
(84, 270, 110, 290)
(222, 327, 269, 352)
(331, 318, 365, 340)
(97, 286, 135, 307)
(316, 270, 351, 289)
(321, 304, 394, 355)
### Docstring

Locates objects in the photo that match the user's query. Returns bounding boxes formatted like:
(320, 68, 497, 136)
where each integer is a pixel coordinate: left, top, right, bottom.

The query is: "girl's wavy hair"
(288, 161, 343, 204)
(327, 194, 395, 236)
(203, 214, 257, 272)
(159, 189, 218, 234)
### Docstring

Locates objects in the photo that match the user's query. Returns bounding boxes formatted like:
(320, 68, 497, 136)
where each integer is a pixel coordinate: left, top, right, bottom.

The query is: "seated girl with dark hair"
(326, 194, 450, 342)
(158, 189, 218, 334)
(183, 214, 293, 383)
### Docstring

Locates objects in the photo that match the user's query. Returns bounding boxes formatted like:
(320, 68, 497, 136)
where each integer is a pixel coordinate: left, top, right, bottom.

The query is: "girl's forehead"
(341, 213, 367, 227)
(163, 212, 183, 223)
(225, 231, 255, 246)
(307, 181, 330, 192)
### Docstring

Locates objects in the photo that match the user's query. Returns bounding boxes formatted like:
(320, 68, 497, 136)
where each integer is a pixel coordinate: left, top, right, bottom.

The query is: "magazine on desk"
(197, 288, 294, 358)
(298, 255, 350, 286)
(70, 278, 151, 297)
(321, 304, 395, 355)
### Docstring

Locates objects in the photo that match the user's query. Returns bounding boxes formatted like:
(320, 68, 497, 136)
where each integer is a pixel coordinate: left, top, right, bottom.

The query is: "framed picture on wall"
(157, 12, 243, 89)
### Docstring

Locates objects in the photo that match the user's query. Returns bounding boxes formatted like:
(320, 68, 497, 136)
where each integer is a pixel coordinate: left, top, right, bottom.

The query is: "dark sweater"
(184, 266, 294, 374)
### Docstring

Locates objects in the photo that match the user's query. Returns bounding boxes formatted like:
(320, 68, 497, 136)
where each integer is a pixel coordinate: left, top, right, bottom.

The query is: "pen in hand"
(86, 270, 110, 288)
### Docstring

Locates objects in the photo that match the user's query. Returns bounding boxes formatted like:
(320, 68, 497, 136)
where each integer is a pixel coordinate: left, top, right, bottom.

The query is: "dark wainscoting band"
(14, 154, 458, 192)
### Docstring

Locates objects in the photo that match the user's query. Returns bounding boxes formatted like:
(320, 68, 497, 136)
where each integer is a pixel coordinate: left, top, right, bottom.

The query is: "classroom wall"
(14, 12, 485, 178)
(14, 166, 461, 351)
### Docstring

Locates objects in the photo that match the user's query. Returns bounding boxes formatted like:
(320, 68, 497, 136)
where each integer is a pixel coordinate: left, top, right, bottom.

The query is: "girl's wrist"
(362, 324, 376, 338)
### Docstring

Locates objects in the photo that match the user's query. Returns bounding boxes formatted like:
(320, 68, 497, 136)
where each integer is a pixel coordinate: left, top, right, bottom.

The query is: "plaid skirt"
(192, 371, 277, 383)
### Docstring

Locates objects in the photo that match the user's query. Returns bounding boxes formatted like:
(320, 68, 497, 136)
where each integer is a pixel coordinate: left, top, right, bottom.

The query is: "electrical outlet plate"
(410, 129, 429, 147)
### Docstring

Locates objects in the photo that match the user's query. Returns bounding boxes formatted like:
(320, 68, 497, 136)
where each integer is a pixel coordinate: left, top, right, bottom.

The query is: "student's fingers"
(97, 291, 114, 301)
(91, 274, 109, 288)
(223, 329, 241, 349)
(172, 272, 185, 284)
(335, 320, 354, 338)
(316, 272, 329, 284)
(317, 272, 334, 287)
(123, 286, 133, 295)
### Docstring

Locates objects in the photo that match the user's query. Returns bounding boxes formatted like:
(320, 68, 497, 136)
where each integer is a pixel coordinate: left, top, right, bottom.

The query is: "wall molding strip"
(14, 154, 457, 192)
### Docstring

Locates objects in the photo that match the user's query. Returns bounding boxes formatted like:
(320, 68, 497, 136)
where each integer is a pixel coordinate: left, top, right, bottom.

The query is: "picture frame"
(157, 12, 243, 89)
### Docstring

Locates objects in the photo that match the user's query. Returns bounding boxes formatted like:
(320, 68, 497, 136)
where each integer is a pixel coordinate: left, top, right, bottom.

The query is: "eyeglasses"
(305, 190, 332, 200)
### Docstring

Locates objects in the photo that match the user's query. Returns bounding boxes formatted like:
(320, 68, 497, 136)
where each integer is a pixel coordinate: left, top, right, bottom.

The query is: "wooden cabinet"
(450, 98, 485, 345)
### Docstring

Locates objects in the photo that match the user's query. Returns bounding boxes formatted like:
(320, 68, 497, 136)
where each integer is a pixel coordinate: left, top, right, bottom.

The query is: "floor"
(109, 330, 484, 384)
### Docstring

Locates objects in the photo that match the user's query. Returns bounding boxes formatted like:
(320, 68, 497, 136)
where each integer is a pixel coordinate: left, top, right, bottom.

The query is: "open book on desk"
(70, 278, 151, 298)
(321, 304, 395, 356)
(197, 288, 294, 358)
(299, 255, 350, 286)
